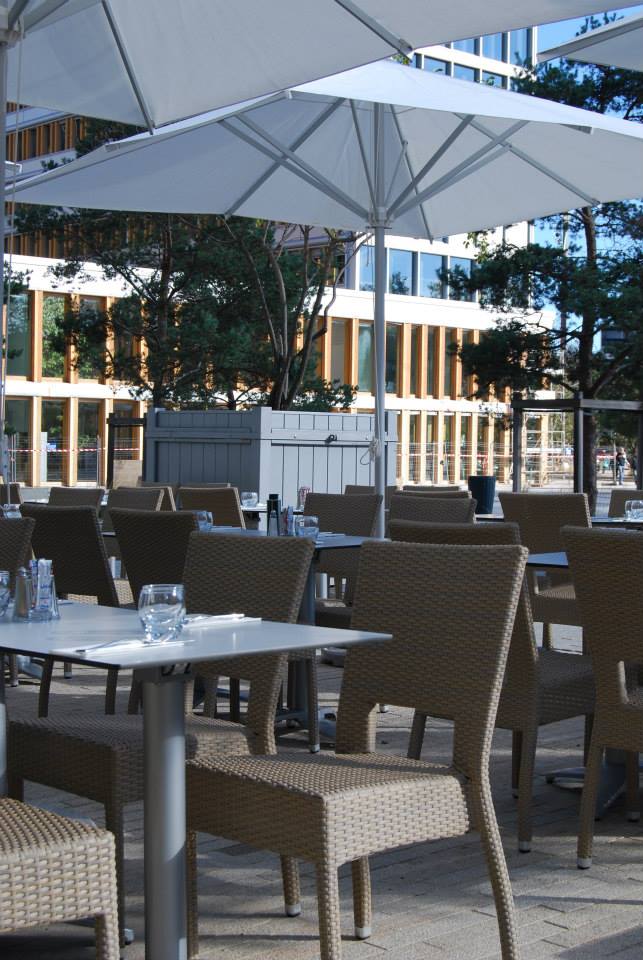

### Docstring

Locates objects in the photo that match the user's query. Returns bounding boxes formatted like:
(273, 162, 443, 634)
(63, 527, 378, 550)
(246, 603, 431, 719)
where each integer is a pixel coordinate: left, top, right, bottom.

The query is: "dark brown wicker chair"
(607, 488, 643, 518)
(0, 517, 36, 686)
(178, 486, 245, 527)
(186, 540, 527, 960)
(392, 519, 595, 852)
(48, 486, 105, 508)
(389, 493, 476, 523)
(0, 482, 23, 505)
(101, 486, 163, 534)
(136, 480, 178, 511)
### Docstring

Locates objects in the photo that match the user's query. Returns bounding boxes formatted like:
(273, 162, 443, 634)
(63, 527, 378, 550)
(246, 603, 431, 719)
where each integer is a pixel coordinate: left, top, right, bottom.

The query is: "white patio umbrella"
(539, 12, 643, 70)
(11, 59, 643, 533)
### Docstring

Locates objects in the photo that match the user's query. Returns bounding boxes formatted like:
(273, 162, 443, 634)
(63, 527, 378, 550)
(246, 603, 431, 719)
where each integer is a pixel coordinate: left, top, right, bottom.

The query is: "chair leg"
(306, 657, 320, 753)
(542, 623, 554, 650)
(127, 678, 142, 714)
(351, 857, 372, 939)
(104, 796, 127, 947)
(407, 710, 427, 760)
(577, 737, 604, 868)
(511, 731, 522, 798)
(626, 751, 640, 822)
(105, 667, 119, 715)
(229, 678, 241, 723)
(315, 861, 342, 960)
(472, 782, 520, 960)
(7, 773, 23, 801)
(202, 676, 220, 718)
(8, 654, 18, 687)
(187, 829, 200, 960)
(516, 728, 537, 853)
(95, 908, 120, 960)
(281, 856, 301, 916)
(63, 660, 73, 679)
(37, 657, 55, 717)
(583, 714, 594, 765)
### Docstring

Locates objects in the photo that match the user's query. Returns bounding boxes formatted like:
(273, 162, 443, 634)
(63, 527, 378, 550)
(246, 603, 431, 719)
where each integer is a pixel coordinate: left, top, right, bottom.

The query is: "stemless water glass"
(138, 583, 185, 644)
(241, 491, 259, 508)
(0, 570, 10, 617)
(295, 515, 319, 539)
(630, 500, 643, 520)
(625, 500, 633, 520)
(194, 510, 213, 532)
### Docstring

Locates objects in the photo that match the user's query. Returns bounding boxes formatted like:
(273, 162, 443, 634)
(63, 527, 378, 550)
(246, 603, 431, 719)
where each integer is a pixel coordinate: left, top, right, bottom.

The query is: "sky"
(536, 5, 643, 51)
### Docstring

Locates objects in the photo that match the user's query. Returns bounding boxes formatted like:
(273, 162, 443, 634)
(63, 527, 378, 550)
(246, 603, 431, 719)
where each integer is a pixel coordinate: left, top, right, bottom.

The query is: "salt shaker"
(13, 567, 32, 622)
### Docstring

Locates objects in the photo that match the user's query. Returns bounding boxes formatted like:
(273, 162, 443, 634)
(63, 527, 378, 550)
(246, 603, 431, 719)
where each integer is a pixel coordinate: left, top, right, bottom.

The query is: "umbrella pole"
(0, 38, 8, 484)
(373, 222, 386, 537)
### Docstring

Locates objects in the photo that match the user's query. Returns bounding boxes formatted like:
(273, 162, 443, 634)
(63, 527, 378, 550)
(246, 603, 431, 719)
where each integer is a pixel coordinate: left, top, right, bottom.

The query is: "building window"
(510, 28, 530, 65)
(386, 324, 399, 394)
(359, 246, 374, 292)
(5, 397, 30, 483)
(28, 128, 37, 158)
(453, 63, 477, 83)
(42, 294, 66, 378)
(357, 322, 373, 393)
(41, 399, 65, 483)
(42, 124, 50, 154)
(444, 329, 457, 398)
(460, 416, 471, 480)
(443, 414, 454, 482)
(482, 33, 504, 60)
(77, 297, 104, 379)
(78, 401, 100, 482)
(462, 330, 476, 396)
(6, 293, 31, 377)
(427, 326, 436, 396)
(57, 120, 67, 151)
(424, 57, 449, 76)
(388, 248, 412, 295)
(410, 326, 421, 397)
(419, 253, 444, 299)
(449, 257, 475, 301)
(453, 38, 478, 55)
(482, 71, 505, 88)
(330, 319, 346, 384)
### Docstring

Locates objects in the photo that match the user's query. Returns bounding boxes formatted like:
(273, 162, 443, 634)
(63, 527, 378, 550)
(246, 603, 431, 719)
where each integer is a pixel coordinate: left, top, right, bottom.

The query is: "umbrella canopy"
(539, 13, 643, 71)
(12, 59, 643, 531)
(6, 0, 643, 126)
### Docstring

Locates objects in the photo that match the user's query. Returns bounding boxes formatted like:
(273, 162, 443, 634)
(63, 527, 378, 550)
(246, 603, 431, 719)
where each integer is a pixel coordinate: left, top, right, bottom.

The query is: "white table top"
(0, 603, 390, 670)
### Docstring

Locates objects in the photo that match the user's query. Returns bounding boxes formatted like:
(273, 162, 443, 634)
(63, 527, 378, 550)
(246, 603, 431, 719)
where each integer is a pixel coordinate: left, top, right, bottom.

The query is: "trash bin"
(468, 475, 496, 515)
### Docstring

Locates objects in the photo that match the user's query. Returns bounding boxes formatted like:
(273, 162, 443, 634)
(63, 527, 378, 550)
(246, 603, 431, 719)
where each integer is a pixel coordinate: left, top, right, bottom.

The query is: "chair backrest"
(336, 540, 527, 782)
(112, 460, 142, 487)
(344, 484, 397, 509)
(499, 492, 590, 553)
(0, 482, 23, 505)
(389, 494, 476, 524)
(563, 526, 643, 712)
(136, 481, 178, 511)
(178, 486, 245, 527)
(304, 492, 381, 536)
(184, 533, 315, 751)
(101, 486, 164, 534)
(608, 488, 643, 518)
(0, 517, 35, 589)
(21, 504, 118, 606)
(48, 486, 105, 508)
(402, 485, 469, 496)
(109, 508, 198, 603)
(389, 520, 538, 694)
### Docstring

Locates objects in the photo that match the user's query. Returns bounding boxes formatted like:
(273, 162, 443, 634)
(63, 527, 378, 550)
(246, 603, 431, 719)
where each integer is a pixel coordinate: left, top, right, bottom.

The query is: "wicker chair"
(304, 492, 381, 632)
(48, 486, 105, 508)
(21, 504, 119, 716)
(101, 486, 163, 534)
(0, 517, 36, 687)
(0, 482, 22, 504)
(389, 493, 476, 523)
(401, 485, 470, 496)
(391, 519, 595, 852)
(7, 534, 314, 946)
(136, 480, 178, 511)
(607, 488, 643, 517)
(499, 492, 590, 650)
(178, 486, 245, 527)
(344, 484, 398, 508)
(186, 540, 527, 960)
(562, 526, 643, 867)
(109, 508, 198, 603)
(0, 797, 119, 958)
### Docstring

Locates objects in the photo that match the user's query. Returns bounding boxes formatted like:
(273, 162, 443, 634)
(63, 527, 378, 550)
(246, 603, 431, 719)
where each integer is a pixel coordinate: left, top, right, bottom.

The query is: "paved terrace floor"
(3, 624, 643, 960)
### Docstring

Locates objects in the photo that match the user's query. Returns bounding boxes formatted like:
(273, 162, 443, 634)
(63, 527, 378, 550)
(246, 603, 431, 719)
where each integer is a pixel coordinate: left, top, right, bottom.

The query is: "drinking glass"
(625, 500, 633, 520)
(630, 500, 643, 520)
(0, 570, 10, 617)
(241, 491, 259, 508)
(138, 583, 185, 644)
(295, 515, 319, 539)
(1, 503, 20, 520)
(194, 510, 213, 532)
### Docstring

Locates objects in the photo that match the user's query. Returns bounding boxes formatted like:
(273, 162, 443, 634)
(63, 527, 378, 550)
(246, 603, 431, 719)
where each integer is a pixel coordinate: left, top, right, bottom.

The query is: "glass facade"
(77, 401, 100, 482)
(427, 327, 436, 396)
(41, 399, 65, 483)
(453, 64, 476, 83)
(444, 329, 456, 398)
(357, 322, 373, 392)
(449, 257, 475, 301)
(386, 324, 399, 394)
(482, 71, 504, 88)
(453, 38, 477, 54)
(482, 33, 504, 60)
(7, 294, 31, 377)
(410, 325, 420, 396)
(78, 297, 103, 379)
(419, 253, 444, 298)
(424, 57, 449, 75)
(5, 398, 30, 483)
(359, 246, 374, 291)
(42, 294, 65, 377)
(510, 28, 530, 64)
(330, 319, 346, 383)
(388, 248, 413, 295)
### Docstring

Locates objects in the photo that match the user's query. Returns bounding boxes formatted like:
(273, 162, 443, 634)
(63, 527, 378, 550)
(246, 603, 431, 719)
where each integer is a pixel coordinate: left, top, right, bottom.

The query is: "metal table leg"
(0, 654, 6, 795)
(138, 666, 188, 960)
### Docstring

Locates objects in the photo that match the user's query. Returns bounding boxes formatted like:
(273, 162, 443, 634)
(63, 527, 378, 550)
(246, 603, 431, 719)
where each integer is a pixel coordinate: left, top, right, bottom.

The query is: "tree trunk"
(583, 414, 597, 514)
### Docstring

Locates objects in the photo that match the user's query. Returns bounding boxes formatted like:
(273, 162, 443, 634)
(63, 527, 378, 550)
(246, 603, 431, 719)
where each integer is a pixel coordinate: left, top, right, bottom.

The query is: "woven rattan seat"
(179, 486, 245, 526)
(563, 526, 643, 867)
(391, 519, 595, 852)
(48, 486, 105, 507)
(0, 797, 119, 958)
(101, 486, 163, 534)
(389, 494, 476, 523)
(109, 508, 198, 603)
(186, 539, 527, 960)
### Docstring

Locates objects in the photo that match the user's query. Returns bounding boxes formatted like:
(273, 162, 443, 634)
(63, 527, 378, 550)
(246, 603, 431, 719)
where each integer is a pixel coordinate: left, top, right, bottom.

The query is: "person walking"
(616, 447, 628, 485)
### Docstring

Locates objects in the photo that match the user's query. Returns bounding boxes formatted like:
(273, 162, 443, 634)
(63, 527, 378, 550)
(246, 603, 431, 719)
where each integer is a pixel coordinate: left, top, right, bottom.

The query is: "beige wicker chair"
(562, 526, 643, 867)
(186, 540, 527, 960)
(0, 517, 36, 687)
(7, 534, 314, 946)
(392, 519, 595, 852)
(109, 508, 198, 603)
(21, 504, 120, 716)
(101, 486, 163, 534)
(0, 797, 120, 958)
(179, 486, 245, 527)
(607, 488, 643, 517)
(136, 480, 177, 510)
(389, 493, 476, 523)
(499, 492, 590, 650)
(48, 486, 105, 507)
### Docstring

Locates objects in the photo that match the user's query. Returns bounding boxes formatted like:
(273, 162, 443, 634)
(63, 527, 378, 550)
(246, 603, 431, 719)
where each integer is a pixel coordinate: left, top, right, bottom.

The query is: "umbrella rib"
(394, 119, 528, 218)
(230, 114, 370, 219)
(100, 0, 155, 131)
(220, 118, 369, 220)
(387, 115, 474, 217)
(8, 0, 30, 30)
(225, 98, 346, 217)
(468, 117, 599, 206)
(21, 0, 69, 31)
(349, 100, 376, 210)
(388, 105, 433, 241)
(331, 0, 412, 56)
